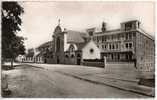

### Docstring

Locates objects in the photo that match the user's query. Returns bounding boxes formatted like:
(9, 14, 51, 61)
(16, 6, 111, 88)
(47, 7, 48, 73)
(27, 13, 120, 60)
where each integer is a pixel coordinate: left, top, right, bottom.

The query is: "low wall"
(82, 60, 104, 68)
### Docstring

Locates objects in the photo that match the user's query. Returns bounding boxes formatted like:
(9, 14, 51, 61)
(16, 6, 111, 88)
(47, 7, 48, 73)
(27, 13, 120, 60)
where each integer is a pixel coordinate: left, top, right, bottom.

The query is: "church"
(40, 20, 89, 65)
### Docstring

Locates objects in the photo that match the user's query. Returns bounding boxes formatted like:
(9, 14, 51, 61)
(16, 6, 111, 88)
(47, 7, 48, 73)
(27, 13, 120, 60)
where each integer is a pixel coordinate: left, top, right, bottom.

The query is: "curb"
(24, 64, 45, 69)
(57, 71, 154, 97)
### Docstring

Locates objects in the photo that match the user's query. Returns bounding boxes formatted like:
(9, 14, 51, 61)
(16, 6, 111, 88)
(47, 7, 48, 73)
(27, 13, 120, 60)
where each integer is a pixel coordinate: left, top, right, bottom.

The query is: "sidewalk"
(57, 70, 154, 97)
(55, 66, 155, 97)
(26, 63, 155, 97)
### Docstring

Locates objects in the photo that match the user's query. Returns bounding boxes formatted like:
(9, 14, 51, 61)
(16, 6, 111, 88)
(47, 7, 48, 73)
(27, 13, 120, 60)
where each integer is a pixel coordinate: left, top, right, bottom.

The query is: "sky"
(17, 1, 155, 49)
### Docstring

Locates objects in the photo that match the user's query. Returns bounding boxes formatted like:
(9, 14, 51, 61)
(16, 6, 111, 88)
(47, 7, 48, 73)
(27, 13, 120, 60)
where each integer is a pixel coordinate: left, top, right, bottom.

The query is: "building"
(50, 23, 89, 65)
(36, 41, 53, 63)
(15, 55, 26, 62)
(85, 20, 155, 79)
(82, 40, 101, 60)
(39, 20, 154, 69)
(33, 20, 154, 80)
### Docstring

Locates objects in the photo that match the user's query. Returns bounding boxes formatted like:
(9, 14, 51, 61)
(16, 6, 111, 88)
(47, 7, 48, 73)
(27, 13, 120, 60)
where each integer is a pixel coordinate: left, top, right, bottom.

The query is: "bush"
(2, 65, 14, 70)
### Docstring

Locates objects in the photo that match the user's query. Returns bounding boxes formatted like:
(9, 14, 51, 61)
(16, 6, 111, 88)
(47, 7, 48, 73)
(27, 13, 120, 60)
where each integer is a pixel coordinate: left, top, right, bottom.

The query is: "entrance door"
(44, 59, 47, 63)
(77, 54, 81, 65)
(77, 58, 81, 65)
(57, 56, 59, 64)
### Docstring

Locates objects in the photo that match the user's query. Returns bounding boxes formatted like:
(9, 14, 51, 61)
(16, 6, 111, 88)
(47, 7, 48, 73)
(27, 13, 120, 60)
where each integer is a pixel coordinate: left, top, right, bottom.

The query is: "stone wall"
(135, 32, 155, 79)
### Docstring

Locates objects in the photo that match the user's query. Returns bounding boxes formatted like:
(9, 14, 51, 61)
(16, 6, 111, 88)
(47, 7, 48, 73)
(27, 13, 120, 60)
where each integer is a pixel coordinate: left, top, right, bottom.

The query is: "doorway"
(77, 54, 81, 65)
(57, 56, 60, 64)
(44, 59, 47, 63)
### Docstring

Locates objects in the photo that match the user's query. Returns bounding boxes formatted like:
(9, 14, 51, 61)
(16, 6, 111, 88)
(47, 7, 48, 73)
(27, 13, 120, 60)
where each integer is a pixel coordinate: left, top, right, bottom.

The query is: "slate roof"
(37, 41, 53, 50)
(66, 30, 89, 43)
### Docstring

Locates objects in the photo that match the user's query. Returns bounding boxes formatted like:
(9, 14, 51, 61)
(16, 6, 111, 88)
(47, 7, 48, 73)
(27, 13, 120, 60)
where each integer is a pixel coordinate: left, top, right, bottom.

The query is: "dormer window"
(89, 31, 93, 36)
(121, 20, 140, 31)
(125, 23, 132, 31)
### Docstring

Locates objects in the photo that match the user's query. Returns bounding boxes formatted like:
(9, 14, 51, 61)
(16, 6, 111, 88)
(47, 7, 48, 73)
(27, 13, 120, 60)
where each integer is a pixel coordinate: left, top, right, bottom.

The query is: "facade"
(43, 23, 89, 65)
(36, 41, 53, 63)
(16, 55, 26, 62)
(82, 40, 101, 60)
(86, 20, 155, 79)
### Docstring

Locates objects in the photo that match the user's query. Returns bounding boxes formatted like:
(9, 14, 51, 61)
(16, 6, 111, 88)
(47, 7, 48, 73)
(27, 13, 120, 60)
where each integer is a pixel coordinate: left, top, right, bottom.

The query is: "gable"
(82, 40, 101, 59)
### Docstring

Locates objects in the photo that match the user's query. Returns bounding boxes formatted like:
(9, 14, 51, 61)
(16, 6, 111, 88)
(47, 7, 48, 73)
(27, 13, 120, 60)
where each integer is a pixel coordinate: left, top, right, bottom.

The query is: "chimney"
(101, 22, 106, 32)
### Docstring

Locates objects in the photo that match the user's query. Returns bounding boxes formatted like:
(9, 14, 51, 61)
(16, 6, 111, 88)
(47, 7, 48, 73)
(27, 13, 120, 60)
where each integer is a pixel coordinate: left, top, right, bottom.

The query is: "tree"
(2, 1, 25, 67)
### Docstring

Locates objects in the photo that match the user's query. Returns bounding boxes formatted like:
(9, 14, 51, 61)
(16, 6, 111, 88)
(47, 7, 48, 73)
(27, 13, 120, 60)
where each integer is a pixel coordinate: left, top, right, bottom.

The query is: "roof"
(138, 28, 154, 40)
(121, 20, 140, 24)
(82, 39, 101, 51)
(94, 29, 121, 36)
(93, 28, 154, 40)
(54, 25, 62, 33)
(75, 42, 87, 51)
(26, 52, 34, 57)
(37, 41, 52, 49)
(66, 30, 89, 43)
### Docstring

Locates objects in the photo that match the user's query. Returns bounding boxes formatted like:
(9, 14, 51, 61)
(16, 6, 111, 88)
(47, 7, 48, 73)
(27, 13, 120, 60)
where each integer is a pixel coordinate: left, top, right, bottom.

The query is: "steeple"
(54, 19, 62, 34)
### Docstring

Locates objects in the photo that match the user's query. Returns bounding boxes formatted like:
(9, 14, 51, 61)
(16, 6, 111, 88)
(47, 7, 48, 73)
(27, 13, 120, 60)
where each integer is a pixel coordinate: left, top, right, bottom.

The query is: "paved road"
(3, 64, 149, 98)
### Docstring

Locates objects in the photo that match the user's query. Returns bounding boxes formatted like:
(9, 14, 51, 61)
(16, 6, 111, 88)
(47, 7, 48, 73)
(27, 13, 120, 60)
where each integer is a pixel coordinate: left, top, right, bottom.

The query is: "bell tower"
(52, 19, 65, 64)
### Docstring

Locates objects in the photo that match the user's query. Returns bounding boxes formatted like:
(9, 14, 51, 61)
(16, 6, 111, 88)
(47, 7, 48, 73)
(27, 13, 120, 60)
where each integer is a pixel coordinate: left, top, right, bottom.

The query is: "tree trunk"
(11, 58, 14, 68)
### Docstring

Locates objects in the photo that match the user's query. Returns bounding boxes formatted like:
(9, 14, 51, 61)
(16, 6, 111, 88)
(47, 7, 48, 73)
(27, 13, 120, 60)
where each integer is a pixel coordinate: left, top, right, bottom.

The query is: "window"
(116, 44, 118, 49)
(102, 36, 104, 42)
(97, 36, 99, 42)
(71, 54, 74, 58)
(90, 48, 94, 53)
(104, 45, 107, 49)
(69, 45, 75, 52)
(126, 33, 128, 40)
(125, 43, 128, 48)
(111, 35, 113, 40)
(146, 40, 148, 44)
(125, 23, 132, 30)
(117, 34, 120, 40)
(56, 37, 60, 51)
(102, 45, 104, 49)
(109, 44, 112, 49)
(129, 43, 132, 48)
(111, 54, 113, 59)
(77, 54, 81, 57)
(65, 55, 69, 58)
(129, 33, 132, 40)
(104, 36, 106, 42)
(89, 31, 93, 36)
(133, 32, 136, 37)
(118, 54, 120, 60)
(112, 45, 115, 49)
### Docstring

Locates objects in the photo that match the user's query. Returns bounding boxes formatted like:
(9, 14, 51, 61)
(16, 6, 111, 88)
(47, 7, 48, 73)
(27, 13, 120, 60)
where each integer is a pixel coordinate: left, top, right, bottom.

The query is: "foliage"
(2, 1, 25, 60)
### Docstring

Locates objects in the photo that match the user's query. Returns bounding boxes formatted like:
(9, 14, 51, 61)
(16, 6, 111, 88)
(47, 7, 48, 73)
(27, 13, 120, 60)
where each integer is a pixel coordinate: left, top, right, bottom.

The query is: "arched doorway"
(57, 56, 60, 64)
(44, 59, 47, 63)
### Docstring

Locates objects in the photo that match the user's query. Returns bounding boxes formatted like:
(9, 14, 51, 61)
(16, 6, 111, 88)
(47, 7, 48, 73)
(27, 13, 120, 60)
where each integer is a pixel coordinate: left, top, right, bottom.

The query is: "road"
(3, 64, 149, 98)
